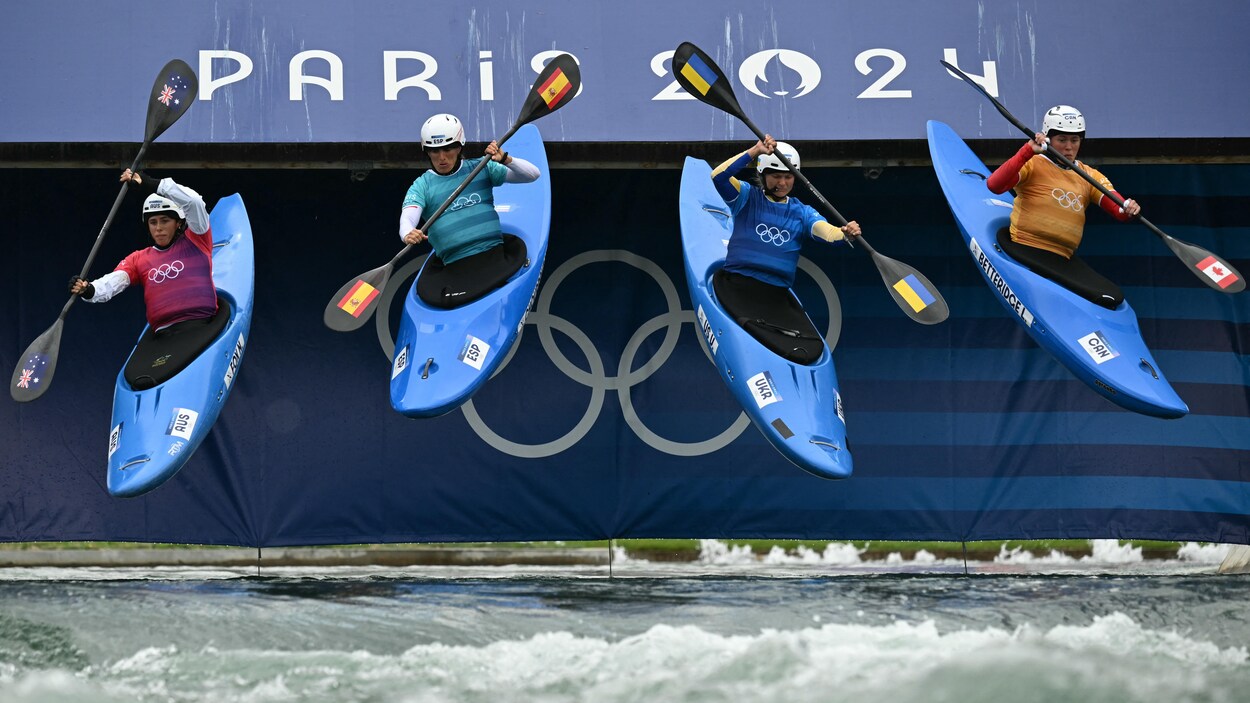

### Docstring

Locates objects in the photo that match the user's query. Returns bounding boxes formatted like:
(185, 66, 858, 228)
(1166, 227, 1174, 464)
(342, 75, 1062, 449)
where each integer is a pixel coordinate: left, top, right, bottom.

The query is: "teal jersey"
(403, 158, 509, 263)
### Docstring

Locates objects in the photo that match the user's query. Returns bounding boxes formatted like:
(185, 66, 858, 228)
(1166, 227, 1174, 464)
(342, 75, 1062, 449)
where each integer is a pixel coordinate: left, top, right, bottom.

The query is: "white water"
(1, 541, 1248, 702)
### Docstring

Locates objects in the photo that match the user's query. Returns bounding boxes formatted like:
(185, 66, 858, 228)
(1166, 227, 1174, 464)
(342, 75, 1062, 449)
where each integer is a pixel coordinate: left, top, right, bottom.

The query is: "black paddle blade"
(145, 59, 198, 143)
(10, 320, 63, 402)
(1159, 232, 1246, 294)
(517, 53, 581, 126)
(672, 42, 746, 119)
(871, 253, 950, 325)
(324, 265, 392, 332)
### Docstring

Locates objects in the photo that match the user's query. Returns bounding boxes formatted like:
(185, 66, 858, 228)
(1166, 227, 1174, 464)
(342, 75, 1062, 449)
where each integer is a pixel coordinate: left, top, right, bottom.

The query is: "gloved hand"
(68, 275, 95, 299)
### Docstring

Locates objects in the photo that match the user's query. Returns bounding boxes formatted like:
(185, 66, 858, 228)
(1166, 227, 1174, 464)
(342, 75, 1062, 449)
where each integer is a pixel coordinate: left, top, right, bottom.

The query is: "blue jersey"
(403, 157, 509, 263)
(721, 179, 826, 288)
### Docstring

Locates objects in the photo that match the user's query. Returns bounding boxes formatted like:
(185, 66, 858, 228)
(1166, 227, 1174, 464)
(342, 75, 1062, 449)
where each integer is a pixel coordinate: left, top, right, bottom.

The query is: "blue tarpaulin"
(3, 161, 1248, 546)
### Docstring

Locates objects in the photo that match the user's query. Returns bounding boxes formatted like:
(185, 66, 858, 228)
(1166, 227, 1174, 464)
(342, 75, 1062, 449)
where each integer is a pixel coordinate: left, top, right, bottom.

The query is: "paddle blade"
(1159, 232, 1246, 294)
(324, 265, 392, 332)
(144, 59, 198, 143)
(10, 320, 63, 402)
(672, 42, 746, 119)
(517, 53, 581, 126)
(871, 253, 950, 325)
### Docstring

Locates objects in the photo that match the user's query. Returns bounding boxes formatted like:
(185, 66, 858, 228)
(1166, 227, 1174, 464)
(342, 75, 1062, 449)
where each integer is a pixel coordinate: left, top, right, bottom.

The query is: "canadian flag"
(1196, 256, 1239, 289)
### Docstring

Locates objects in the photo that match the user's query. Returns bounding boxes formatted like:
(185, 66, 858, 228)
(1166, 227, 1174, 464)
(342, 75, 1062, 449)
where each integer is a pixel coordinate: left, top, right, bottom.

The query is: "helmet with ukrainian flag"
(756, 141, 800, 173)
(1042, 105, 1085, 137)
(421, 113, 466, 149)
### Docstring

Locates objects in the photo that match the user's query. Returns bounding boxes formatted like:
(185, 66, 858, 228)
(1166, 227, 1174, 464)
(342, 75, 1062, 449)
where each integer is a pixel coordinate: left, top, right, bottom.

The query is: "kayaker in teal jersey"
(709, 136, 861, 364)
(400, 113, 540, 263)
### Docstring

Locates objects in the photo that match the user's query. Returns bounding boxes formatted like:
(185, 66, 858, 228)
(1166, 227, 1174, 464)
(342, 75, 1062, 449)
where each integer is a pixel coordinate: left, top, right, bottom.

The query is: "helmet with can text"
(141, 194, 185, 223)
(421, 113, 466, 149)
(1042, 105, 1085, 137)
(756, 141, 800, 173)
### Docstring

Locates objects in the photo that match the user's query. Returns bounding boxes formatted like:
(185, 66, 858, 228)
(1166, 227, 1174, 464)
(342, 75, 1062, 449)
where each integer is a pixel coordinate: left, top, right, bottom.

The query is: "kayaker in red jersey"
(986, 105, 1141, 310)
(69, 169, 218, 332)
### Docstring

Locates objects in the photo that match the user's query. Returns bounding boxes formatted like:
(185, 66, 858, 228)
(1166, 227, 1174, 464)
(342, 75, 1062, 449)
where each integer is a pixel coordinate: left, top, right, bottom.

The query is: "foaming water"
(1, 543, 1248, 702)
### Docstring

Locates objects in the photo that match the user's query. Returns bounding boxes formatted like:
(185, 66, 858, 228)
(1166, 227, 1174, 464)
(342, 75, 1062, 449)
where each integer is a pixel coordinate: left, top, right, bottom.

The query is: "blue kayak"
(926, 120, 1187, 418)
(107, 194, 255, 497)
(390, 123, 551, 417)
(678, 156, 852, 479)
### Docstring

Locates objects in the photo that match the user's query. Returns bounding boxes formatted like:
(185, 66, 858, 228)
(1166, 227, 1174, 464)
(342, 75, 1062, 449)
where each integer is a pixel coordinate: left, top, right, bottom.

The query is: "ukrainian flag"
(893, 274, 936, 313)
(680, 54, 718, 96)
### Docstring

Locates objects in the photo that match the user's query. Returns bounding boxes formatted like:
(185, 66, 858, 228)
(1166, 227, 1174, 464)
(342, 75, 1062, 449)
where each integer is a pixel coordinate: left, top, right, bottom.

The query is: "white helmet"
(421, 113, 466, 149)
(1042, 105, 1085, 135)
(141, 194, 185, 222)
(756, 141, 800, 173)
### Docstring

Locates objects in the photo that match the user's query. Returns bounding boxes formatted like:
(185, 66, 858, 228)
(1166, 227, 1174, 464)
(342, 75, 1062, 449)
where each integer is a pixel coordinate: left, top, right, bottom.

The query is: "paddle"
(10, 60, 198, 403)
(323, 54, 582, 332)
(941, 60, 1245, 294)
(671, 42, 949, 325)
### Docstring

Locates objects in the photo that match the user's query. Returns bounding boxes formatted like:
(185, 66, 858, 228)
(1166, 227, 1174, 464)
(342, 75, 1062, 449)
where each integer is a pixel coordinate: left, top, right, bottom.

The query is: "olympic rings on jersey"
(755, 223, 792, 245)
(376, 249, 842, 459)
(449, 192, 483, 212)
(1050, 188, 1084, 211)
(147, 260, 185, 283)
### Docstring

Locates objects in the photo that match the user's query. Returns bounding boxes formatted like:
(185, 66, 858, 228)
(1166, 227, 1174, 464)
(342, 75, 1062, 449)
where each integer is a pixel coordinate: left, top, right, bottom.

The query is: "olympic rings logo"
(1050, 188, 1084, 211)
(448, 192, 483, 213)
(755, 223, 792, 246)
(147, 260, 185, 283)
(375, 249, 842, 458)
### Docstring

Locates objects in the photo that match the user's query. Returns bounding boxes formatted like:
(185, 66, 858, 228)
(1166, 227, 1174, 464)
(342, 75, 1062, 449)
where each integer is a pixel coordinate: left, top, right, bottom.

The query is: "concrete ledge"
(0, 547, 612, 568)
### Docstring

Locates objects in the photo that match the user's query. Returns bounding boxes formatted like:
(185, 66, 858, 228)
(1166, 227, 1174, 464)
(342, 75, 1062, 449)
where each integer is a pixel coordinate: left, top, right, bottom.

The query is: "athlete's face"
(763, 171, 794, 200)
(426, 144, 463, 175)
(147, 214, 179, 248)
(1049, 133, 1082, 162)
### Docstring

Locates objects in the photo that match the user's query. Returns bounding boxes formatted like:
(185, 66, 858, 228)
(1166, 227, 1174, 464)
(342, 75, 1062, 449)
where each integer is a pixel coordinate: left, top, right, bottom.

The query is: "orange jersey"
(1009, 156, 1115, 259)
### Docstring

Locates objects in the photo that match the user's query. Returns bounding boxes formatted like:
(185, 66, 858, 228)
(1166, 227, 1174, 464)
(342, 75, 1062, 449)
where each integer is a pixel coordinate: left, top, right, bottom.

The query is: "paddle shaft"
(56, 142, 152, 320)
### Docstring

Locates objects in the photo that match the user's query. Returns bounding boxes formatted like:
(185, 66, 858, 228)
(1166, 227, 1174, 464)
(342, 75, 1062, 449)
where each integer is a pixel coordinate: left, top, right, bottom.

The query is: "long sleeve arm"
(503, 156, 540, 183)
(155, 178, 211, 234)
(83, 270, 130, 303)
(399, 206, 423, 241)
(711, 151, 754, 202)
(986, 142, 1036, 194)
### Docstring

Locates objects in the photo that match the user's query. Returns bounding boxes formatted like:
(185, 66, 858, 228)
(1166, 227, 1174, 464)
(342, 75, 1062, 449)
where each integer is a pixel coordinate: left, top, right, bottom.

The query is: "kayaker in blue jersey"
(400, 113, 540, 262)
(709, 135, 861, 363)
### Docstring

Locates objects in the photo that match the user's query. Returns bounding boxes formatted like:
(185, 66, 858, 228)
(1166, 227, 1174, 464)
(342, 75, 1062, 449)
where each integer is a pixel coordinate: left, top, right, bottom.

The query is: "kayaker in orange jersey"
(986, 105, 1141, 310)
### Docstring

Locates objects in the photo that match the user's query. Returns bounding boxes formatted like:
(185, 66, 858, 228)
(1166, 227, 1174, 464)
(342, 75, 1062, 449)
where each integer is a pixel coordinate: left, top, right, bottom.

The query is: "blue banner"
(2, 160, 1248, 546)
(2, 0, 1248, 143)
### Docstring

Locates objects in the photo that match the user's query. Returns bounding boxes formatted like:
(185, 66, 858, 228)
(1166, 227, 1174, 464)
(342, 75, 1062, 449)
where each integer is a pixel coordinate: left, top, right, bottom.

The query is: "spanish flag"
(893, 274, 937, 313)
(680, 54, 718, 96)
(337, 280, 380, 318)
(538, 68, 572, 109)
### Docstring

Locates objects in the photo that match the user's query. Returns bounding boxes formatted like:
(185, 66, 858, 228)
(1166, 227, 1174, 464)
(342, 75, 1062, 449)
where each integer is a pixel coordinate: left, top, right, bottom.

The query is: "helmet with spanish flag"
(420, 113, 466, 149)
